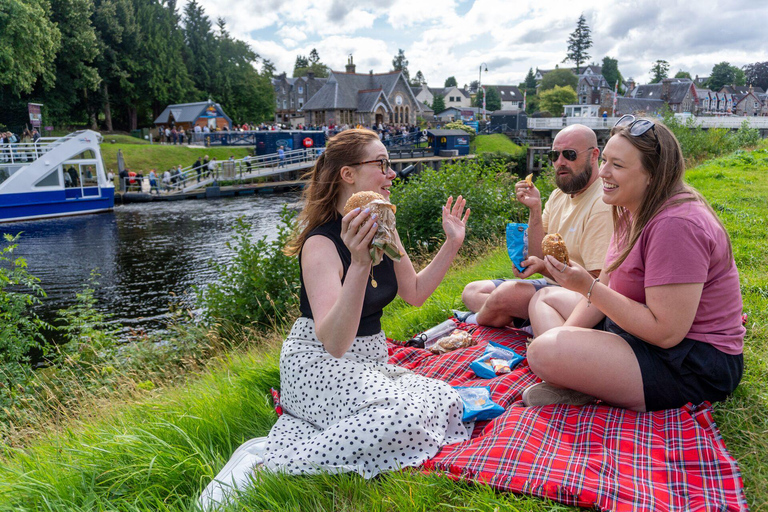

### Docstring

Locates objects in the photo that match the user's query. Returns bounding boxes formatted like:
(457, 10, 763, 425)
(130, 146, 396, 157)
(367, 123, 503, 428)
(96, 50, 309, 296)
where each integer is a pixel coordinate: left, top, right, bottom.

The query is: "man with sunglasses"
(457, 124, 613, 329)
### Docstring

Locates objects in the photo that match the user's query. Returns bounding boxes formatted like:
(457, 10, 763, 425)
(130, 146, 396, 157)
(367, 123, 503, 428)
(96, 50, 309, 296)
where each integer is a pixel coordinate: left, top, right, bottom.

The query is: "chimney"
(345, 55, 356, 74)
(307, 71, 314, 80)
(661, 78, 672, 102)
(626, 78, 635, 95)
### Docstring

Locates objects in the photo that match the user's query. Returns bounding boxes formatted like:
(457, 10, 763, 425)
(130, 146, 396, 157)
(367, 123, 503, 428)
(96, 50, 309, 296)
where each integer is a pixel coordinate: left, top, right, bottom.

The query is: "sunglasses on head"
(547, 147, 595, 162)
(351, 158, 391, 176)
(614, 114, 657, 138)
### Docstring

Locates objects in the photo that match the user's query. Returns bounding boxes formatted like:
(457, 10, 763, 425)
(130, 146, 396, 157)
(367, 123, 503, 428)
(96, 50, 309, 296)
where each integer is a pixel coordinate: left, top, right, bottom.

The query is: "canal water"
(2, 193, 300, 340)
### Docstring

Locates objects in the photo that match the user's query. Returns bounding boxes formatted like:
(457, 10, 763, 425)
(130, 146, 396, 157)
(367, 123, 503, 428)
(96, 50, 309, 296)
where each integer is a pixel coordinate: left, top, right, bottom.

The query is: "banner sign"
(28, 103, 43, 127)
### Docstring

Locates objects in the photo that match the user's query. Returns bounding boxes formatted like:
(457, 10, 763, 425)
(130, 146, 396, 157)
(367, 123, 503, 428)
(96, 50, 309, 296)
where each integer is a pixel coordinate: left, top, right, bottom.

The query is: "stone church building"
(300, 56, 425, 127)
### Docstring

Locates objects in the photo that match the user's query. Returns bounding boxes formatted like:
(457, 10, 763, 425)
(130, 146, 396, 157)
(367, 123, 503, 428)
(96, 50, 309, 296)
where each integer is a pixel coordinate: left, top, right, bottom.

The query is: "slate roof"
(357, 89, 390, 112)
(428, 87, 470, 98)
(302, 71, 412, 111)
(632, 79, 693, 104)
(416, 100, 434, 113)
(153, 101, 230, 124)
(721, 85, 765, 95)
(614, 97, 668, 116)
(492, 85, 524, 101)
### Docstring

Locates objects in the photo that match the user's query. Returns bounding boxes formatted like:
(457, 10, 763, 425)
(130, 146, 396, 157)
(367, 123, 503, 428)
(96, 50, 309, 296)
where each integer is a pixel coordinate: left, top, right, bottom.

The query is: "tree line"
(0, 0, 275, 133)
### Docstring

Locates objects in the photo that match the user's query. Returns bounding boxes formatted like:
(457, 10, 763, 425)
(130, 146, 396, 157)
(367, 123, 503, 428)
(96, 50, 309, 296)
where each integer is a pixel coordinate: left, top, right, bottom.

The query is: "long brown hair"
(606, 119, 732, 272)
(284, 128, 381, 256)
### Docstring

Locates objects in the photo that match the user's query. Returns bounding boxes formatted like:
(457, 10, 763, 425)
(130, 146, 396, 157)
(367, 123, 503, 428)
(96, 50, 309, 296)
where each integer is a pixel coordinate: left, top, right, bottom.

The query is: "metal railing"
(0, 133, 86, 167)
(121, 147, 323, 194)
(527, 115, 768, 130)
(382, 131, 427, 149)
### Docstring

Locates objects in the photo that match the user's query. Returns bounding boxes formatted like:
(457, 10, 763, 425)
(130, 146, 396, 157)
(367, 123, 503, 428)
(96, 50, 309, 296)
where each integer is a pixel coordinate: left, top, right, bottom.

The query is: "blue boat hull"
(0, 188, 115, 223)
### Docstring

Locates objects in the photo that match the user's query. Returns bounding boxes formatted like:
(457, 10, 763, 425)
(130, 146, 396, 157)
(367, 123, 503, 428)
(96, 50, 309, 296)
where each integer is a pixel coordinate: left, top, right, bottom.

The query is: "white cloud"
(186, 0, 768, 86)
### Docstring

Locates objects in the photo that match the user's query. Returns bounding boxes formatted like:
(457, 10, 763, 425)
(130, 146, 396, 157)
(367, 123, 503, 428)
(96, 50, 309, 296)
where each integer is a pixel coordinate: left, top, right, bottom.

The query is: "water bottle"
(405, 319, 457, 350)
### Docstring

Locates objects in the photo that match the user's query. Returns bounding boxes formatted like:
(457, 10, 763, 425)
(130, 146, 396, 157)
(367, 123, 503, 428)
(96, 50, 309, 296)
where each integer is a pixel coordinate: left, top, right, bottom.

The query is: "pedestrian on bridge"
(278, 145, 286, 167)
(194, 157, 203, 183)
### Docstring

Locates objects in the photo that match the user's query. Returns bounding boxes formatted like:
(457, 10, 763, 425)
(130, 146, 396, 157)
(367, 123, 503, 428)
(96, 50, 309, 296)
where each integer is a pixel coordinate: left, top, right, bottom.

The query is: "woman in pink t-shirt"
(522, 117, 744, 412)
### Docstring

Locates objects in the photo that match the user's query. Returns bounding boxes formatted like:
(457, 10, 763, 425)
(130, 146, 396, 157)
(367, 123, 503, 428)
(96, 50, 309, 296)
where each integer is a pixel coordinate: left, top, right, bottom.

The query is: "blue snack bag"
(470, 342, 526, 379)
(506, 223, 528, 272)
(454, 386, 505, 422)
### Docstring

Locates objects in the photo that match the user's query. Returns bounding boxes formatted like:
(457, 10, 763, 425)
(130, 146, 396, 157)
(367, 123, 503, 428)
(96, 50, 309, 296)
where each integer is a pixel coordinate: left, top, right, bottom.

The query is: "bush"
(661, 112, 760, 164)
(0, 234, 49, 413)
(197, 206, 300, 330)
(391, 159, 527, 252)
(443, 121, 476, 137)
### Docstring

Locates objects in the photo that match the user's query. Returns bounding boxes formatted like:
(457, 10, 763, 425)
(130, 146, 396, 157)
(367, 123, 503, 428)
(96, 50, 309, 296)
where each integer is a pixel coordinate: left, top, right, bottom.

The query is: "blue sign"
(465, 121, 479, 131)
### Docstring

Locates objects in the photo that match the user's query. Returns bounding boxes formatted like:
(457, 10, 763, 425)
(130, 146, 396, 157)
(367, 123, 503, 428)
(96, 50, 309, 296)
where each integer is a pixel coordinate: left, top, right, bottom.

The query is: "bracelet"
(586, 278, 600, 307)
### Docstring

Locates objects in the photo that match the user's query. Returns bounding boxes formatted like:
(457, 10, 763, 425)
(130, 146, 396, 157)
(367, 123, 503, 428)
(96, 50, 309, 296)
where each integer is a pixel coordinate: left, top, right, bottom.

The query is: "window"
(298, 86, 304, 94)
(298, 98, 304, 107)
(34, 168, 60, 187)
(283, 100, 287, 109)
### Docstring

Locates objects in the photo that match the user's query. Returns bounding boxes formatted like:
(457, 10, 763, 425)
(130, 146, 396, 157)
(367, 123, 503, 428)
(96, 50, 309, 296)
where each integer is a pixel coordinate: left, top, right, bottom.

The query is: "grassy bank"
(100, 143, 252, 175)
(0, 143, 766, 510)
(472, 133, 524, 154)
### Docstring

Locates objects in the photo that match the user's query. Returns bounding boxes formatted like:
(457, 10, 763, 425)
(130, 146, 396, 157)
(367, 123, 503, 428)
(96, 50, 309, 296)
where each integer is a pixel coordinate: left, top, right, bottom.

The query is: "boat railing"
(0, 131, 100, 168)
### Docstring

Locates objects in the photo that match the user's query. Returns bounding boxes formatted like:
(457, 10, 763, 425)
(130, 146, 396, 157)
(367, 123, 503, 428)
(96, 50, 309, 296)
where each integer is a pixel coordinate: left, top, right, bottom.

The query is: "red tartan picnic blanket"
(387, 322, 748, 512)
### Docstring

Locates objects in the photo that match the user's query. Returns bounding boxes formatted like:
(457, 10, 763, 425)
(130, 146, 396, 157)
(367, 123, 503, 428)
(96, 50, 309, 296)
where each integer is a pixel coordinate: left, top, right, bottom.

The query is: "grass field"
(0, 143, 766, 511)
(472, 134, 525, 155)
(100, 142, 252, 176)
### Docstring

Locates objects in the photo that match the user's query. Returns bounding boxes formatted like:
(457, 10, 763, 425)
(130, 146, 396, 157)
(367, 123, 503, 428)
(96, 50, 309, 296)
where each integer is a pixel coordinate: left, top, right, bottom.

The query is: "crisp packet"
(506, 222, 529, 272)
(454, 386, 505, 422)
(470, 342, 525, 379)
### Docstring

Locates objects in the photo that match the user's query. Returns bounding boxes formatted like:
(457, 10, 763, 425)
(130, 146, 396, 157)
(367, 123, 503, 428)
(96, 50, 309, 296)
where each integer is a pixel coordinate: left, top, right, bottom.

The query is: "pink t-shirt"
(606, 199, 745, 355)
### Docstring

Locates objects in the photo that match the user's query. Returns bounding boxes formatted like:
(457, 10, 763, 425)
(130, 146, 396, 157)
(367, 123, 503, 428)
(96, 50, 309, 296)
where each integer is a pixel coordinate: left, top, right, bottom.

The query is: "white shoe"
(198, 436, 268, 510)
(522, 382, 595, 407)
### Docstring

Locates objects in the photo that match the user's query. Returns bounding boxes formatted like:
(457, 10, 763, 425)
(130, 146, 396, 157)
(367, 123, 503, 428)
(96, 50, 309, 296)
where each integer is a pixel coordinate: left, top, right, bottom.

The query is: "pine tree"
(649, 60, 669, 84)
(183, 0, 215, 95)
(431, 94, 445, 113)
(523, 68, 537, 90)
(392, 49, 410, 82)
(563, 14, 592, 74)
(410, 70, 426, 86)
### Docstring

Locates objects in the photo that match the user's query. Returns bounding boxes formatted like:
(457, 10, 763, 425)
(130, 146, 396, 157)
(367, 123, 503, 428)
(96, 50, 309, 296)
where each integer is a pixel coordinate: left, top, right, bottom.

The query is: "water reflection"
(2, 193, 300, 339)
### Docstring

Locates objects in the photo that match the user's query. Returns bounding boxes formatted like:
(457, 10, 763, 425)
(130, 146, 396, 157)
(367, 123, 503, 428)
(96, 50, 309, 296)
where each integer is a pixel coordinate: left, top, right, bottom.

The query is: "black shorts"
(595, 317, 743, 411)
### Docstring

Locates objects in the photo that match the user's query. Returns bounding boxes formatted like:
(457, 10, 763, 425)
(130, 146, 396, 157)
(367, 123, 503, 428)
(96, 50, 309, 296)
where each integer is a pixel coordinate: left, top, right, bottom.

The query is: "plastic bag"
(506, 222, 529, 272)
(470, 342, 526, 379)
(368, 199, 402, 266)
(430, 329, 475, 354)
(454, 386, 505, 422)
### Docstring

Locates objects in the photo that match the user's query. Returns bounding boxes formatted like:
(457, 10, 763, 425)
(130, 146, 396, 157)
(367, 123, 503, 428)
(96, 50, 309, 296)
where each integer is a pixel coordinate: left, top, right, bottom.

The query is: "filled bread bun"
(343, 191, 402, 265)
(541, 233, 569, 265)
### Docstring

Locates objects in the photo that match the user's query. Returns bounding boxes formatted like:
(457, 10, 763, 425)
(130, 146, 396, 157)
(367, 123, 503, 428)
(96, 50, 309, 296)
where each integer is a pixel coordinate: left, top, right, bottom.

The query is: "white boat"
(0, 130, 114, 223)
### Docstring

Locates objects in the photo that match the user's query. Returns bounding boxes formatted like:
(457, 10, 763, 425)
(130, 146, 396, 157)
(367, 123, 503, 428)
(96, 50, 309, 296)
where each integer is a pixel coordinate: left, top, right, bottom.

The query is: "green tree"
(39, 0, 101, 127)
(522, 67, 537, 90)
(294, 55, 309, 72)
(261, 58, 276, 78)
(183, 0, 216, 96)
(293, 48, 329, 78)
(601, 56, 622, 90)
(674, 70, 692, 79)
(539, 85, 577, 116)
(392, 49, 410, 82)
(0, 0, 61, 96)
(707, 62, 746, 91)
(473, 86, 501, 111)
(563, 14, 592, 74)
(649, 60, 669, 83)
(540, 68, 578, 91)
(410, 70, 426, 86)
(743, 61, 768, 91)
(431, 94, 446, 113)
(524, 94, 540, 115)
(444, 76, 457, 87)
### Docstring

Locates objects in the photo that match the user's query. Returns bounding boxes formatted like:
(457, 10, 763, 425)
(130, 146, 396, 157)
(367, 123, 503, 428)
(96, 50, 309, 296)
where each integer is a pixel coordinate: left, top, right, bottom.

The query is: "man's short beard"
(556, 160, 592, 194)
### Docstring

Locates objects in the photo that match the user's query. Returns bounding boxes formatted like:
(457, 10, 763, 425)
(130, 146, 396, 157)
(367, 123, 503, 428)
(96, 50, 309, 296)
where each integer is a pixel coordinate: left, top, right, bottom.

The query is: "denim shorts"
(595, 317, 743, 411)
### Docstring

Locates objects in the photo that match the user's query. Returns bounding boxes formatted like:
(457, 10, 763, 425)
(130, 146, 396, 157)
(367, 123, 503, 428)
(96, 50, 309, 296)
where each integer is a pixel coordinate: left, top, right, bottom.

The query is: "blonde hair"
(606, 119, 731, 272)
(284, 129, 381, 256)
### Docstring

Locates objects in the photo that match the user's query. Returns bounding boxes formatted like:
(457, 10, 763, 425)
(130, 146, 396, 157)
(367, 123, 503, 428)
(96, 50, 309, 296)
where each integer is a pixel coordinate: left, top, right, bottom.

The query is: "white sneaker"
(522, 382, 595, 407)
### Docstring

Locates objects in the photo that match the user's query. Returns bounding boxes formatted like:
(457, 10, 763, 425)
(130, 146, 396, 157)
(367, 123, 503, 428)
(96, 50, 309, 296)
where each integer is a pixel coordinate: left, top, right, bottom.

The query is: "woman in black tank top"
(255, 128, 472, 479)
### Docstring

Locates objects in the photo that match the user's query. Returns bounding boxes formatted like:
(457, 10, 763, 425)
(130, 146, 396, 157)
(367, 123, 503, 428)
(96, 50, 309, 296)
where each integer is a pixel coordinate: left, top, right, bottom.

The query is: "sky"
(184, 0, 768, 88)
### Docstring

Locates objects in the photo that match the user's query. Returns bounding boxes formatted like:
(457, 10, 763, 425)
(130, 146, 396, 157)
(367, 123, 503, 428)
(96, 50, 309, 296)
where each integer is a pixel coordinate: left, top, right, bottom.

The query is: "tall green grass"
(0, 144, 766, 511)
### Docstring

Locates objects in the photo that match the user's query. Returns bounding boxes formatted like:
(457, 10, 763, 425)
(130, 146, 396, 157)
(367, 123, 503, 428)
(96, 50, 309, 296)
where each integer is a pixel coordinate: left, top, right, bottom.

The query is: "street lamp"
(479, 63, 488, 121)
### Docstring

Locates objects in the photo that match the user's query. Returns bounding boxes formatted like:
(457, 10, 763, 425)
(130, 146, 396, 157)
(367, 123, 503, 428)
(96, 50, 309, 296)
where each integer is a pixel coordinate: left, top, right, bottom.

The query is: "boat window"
(70, 150, 96, 160)
(81, 164, 98, 187)
(34, 168, 61, 188)
(0, 168, 10, 186)
(64, 165, 80, 187)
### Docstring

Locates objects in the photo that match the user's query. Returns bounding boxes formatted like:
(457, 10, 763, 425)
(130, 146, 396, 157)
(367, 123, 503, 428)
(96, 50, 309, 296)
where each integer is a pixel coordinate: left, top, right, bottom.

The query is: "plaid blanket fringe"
(387, 321, 748, 511)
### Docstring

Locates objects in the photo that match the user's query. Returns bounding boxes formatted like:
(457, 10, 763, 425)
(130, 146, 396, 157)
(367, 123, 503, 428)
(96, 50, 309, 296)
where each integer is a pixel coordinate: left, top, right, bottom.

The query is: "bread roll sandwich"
(343, 191, 403, 265)
(541, 233, 569, 265)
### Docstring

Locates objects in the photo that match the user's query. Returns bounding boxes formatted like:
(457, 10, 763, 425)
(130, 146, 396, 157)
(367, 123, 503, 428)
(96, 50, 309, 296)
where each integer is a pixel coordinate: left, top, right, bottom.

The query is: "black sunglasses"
(547, 147, 595, 163)
(351, 158, 391, 176)
(614, 114, 657, 139)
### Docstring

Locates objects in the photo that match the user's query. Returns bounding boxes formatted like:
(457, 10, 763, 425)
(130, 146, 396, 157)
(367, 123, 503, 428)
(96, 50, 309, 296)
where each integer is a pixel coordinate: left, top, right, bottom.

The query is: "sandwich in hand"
(343, 191, 403, 265)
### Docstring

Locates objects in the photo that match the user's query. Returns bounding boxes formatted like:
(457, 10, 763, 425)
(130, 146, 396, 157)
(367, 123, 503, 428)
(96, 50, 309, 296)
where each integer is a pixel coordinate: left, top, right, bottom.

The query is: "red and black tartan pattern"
(387, 321, 748, 511)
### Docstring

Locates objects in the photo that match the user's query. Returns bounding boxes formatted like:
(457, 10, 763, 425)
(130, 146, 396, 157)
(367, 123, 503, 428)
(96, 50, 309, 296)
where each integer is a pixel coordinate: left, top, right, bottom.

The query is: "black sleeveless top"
(299, 215, 398, 336)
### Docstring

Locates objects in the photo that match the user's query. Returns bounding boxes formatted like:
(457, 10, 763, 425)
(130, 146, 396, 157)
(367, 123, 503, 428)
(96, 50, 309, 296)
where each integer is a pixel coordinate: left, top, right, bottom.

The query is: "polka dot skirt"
(263, 317, 471, 478)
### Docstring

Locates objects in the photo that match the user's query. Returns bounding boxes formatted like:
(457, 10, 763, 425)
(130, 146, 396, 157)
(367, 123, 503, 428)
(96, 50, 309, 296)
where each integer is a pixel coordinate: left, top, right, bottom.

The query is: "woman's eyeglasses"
(351, 159, 391, 176)
(547, 147, 595, 162)
(614, 114, 657, 139)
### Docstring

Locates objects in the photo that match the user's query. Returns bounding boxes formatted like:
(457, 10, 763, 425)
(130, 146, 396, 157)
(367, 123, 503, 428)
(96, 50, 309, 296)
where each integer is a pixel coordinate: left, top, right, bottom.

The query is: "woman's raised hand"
(341, 208, 379, 266)
(442, 195, 470, 246)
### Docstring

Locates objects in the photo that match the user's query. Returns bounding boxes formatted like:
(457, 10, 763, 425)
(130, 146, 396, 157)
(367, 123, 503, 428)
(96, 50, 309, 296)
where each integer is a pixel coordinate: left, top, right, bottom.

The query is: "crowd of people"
(201, 118, 745, 507)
